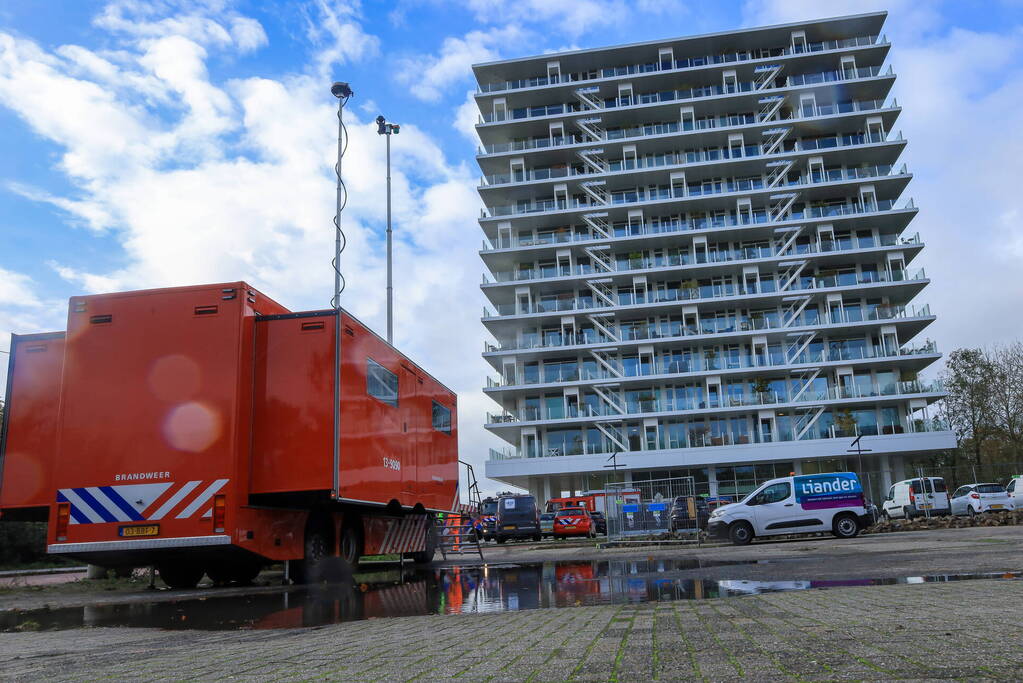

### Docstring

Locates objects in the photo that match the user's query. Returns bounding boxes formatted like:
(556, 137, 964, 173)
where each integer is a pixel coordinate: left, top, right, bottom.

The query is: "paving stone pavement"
(1, 579, 1021, 681)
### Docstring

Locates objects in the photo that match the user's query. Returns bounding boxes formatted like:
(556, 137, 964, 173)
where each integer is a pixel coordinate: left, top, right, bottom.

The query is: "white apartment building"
(473, 11, 955, 503)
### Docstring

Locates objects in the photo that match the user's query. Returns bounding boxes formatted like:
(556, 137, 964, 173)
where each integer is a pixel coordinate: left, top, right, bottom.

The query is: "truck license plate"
(119, 524, 159, 538)
(503, 525, 516, 530)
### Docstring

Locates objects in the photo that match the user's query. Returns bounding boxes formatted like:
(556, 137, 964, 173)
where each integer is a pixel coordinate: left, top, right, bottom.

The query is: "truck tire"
(832, 513, 860, 539)
(496, 535, 506, 544)
(728, 521, 754, 546)
(157, 562, 205, 589)
(338, 516, 363, 568)
(207, 560, 262, 586)
(295, 522, 334, 584)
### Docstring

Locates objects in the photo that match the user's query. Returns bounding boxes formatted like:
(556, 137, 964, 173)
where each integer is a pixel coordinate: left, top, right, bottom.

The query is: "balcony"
(479, 65, 889, 124)
(482, 136, 903, 217)
(485, 380, 943, 427)
(483, 302, 933, 353)
(484, 340, 939, 390)
(478, 97, 893, 156)
(482, 196, 915, 253)
(477, 35, 883, 94)
(483, 267, 926, 319)
(483, 230, 920, 285)
(486, 415, 950, 462)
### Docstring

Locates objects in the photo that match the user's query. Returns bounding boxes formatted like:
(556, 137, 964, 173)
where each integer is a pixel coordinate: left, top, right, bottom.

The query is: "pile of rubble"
(864, 509, 1023, 534)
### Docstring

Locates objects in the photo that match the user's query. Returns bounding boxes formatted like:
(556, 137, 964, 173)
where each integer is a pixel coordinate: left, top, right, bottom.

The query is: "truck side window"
(367, 359, 398, 407)
(432, 400, 452, 434)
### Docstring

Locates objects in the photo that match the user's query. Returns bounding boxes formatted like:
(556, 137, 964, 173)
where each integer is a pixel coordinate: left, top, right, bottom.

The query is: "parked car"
(669, 495, 710, 532)
(950, 483, 1015, 516)
(553, 507, 596, 539)
(540, 512, 556, 538)
(880, 477, 951, 519)
(1007, 476, 1023, 507)
(495, 494, 542, 543)
(589, 511, 607, 535)
(707, 472, 868, 545)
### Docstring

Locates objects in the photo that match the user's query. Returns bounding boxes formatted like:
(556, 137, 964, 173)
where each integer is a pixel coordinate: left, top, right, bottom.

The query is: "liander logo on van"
(794, 473, 863, 510)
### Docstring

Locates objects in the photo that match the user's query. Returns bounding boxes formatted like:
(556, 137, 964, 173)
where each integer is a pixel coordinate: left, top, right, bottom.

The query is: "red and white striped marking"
(378, 515, 428, 554)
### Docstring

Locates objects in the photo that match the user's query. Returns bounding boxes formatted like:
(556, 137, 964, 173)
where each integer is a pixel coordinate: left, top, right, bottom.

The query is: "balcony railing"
(483, 303, 933, 353)
(483, 197, 915, 252)
(479, 65, 888, 124)
(486, 380, 942, 425)
(484, 230, 920, 284)
(485, 340, 939, 389)
(486, 415, 950, 462)
(483, 267, 925, 318)
(482, 136, 900, 215)
(478, 97, 893, 156)
(477, 35, 883, 94)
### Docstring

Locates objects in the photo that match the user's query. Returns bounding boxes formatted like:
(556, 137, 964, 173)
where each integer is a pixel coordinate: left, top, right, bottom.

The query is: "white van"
(1007, 476, 1023, 507)
(707, 472, 869, 545)
(880, 477, 950, 519)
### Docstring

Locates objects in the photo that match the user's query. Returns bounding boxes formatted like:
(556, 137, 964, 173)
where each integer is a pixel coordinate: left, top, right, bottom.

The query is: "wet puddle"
(1, 558, 1017, 632)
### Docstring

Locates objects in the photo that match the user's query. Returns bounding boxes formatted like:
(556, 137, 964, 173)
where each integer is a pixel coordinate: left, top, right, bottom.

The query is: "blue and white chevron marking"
(56, 479, 228, 524)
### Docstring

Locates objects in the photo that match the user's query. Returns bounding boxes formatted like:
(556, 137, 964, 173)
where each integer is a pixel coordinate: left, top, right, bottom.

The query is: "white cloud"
(94, 0, 268, 52)
(454, 89, 482, 146)
(304, 0, 381, 78)
(397, 27, 523, 102)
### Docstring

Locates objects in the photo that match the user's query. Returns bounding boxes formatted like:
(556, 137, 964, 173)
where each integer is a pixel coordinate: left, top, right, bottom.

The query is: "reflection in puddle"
(1, 559, 1017, 632)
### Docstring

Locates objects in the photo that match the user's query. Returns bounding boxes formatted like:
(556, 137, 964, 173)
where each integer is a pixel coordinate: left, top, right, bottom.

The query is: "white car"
(706, 472, 868, 545)
(949, 483, 1015, 516)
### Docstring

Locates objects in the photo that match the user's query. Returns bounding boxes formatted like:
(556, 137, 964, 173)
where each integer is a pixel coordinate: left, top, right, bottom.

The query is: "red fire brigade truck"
(0, 282, 459, 588)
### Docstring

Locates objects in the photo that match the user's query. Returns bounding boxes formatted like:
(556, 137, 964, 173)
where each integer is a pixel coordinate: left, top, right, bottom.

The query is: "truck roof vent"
(89, 314, 112, 325)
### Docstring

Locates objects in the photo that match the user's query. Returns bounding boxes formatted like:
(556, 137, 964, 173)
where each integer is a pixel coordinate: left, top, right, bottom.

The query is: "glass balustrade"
(479, 65, 886, 124)
(486, 415, 950, 462)
(483, 303, 933, 352)
(484, 341, 938, 389)
(483, 267, 925, 317)
(477, 35, 882, 94)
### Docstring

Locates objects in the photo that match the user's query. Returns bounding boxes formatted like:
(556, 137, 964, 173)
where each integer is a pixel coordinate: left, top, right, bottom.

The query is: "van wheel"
(496, 536, 506, 544)
(157, 562, 204, 589)
(728, 521, 754, 546)
(832, 513, 859, 539)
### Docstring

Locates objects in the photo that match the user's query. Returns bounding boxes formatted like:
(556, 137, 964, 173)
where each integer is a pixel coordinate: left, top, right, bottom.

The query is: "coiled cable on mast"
(330, 82, 353, 309)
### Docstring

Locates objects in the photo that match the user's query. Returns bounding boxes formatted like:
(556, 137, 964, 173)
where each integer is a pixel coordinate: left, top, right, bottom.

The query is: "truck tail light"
(213, 495, 226, 533)
(56, 503, 70, 540)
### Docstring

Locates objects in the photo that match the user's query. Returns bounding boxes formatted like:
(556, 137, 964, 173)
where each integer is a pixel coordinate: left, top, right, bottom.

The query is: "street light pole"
(376, 115, 400, 345)
(331, 81, 353, 499)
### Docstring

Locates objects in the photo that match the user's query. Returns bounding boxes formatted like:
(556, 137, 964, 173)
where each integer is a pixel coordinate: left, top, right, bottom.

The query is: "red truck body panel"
(0, 333, 65, 514)
(0, 282, 458, 566)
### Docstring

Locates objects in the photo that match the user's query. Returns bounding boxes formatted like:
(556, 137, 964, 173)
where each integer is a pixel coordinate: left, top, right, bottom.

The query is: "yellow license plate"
(918, 503, 933, 509)
(991, 504, 1004, 509)
(119, 524, 159, 538)
(503, 525, 516, 530)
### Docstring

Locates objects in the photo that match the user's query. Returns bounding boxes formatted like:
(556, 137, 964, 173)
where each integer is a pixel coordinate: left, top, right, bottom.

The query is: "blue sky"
(2, 0, 1022, 494)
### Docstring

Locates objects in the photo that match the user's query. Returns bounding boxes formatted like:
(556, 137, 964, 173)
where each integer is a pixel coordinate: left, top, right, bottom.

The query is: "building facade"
(473, 12, 955, 503)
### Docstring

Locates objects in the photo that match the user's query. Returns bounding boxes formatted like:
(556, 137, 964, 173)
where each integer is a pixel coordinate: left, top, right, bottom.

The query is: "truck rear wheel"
(339, 516, 363, 568)
(157, 562, 205, 589)
(207, 560, 262, 586)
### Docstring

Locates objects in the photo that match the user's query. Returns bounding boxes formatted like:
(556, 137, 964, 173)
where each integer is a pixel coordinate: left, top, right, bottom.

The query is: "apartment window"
(367, 359, 398, 407)
(432, 401, 452, 434)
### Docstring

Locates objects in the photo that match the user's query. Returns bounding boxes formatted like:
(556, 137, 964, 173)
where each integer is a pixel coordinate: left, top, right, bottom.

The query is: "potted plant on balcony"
(751, 377, 771, 403)
(834, 408, 857, 437)
(682, 278, 699, 300)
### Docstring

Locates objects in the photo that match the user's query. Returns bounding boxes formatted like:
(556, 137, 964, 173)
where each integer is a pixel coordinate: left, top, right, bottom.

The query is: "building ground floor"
(486, 431, 961, 507)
